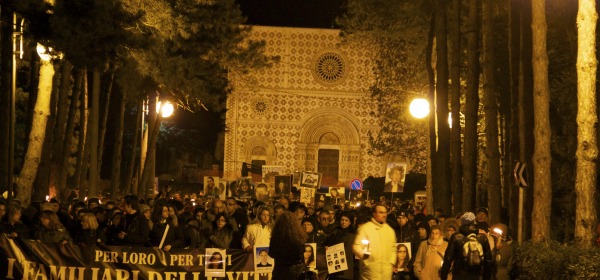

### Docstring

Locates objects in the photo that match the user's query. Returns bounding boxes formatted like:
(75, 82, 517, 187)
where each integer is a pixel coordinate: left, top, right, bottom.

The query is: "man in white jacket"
(353, 204, 397, 280)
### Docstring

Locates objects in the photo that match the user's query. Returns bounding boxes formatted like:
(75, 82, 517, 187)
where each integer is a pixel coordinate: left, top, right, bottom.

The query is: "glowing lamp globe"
(409, 98, 430, 119)
(157, 101, 174, 118)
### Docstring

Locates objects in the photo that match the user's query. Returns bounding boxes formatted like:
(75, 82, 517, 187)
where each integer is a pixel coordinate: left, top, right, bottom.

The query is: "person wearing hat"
(395, 210, 416, 243)
(476, 207, 489, 224)
(440, 212, 493, 280)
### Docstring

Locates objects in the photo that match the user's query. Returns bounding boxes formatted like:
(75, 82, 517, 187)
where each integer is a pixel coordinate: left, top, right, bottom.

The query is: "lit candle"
(361, 239, 370, 254)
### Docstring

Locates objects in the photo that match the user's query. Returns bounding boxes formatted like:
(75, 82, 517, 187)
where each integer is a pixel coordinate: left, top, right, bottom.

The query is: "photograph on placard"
(328, 187, 345, 204)
(325, 243, 348, 274)
(349, 190, 368, 206)
(384, 162, 407, 193)
(254, 182, 270, 202)
(204, 176, 223, 199)
(300, 172, 319, 188)
(274, 175, 292, 197)
(227, 180, 238, 198)
(394, 243, 412, 273)
(218, 180, 227, 199)
(303, 243, 317, 269)
(254, 246, 274, 273)
(205, 248, 226, 277)
(300, 187, 315, 205)
(414, 191, 427, 208)
(292, 171, 302, 186)
(235, 177, 254, 201)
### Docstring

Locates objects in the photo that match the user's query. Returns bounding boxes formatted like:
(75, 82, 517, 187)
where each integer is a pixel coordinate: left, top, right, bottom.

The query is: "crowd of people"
(0, 188, 515, 280)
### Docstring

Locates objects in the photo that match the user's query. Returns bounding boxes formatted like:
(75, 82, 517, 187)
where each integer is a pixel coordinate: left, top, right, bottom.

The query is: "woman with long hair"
(207, 252, 224, 269)
(208, 212, 240, 249)
(324, 211, 356, 280)
(303, 244, 316, 267)
(36, 210, 72, 244)
(0, 205, 28, 239)
(74, 212, 107, 246)
(242, 206, 273, 253)
(393, 243, 412, 280)
(150, 204, 184, 251)
(269, 211, 307, 278)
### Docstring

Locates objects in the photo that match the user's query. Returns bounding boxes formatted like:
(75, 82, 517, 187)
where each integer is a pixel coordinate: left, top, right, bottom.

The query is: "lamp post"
(140, 97, 173, 198)
(409, 98, 434, 213)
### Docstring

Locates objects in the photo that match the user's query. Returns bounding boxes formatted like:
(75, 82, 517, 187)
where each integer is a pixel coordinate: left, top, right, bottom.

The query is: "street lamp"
(409, 98, 434, 213)
(157, 101, 174, 118)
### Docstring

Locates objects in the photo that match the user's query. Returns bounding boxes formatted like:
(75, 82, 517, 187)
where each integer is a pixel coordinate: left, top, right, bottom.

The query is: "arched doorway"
(297, 109, 361, 184)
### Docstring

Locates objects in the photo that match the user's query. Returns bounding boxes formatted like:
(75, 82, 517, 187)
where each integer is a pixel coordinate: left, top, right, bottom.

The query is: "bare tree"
(449, 0, 463, 214)
(575, 0, 598, 246)
(531, 0, 551, 242)
(463, 0, 480, 213)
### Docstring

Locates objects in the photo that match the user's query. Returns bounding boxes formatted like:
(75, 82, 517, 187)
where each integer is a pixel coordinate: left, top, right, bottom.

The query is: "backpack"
(462, 233, 484, 266)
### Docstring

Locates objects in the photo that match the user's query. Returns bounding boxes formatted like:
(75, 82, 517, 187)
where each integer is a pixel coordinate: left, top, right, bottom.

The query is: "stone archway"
(240, 136, 277, 165)
(296, 108, 361, 183)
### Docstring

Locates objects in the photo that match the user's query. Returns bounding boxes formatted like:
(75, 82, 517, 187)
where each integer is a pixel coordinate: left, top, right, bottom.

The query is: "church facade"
(222, 26, 389, 185)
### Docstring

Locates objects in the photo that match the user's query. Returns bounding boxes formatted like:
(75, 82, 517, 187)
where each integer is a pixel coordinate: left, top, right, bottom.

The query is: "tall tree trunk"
(519, 0, 535, 242)
(449, 0, 462, 215)
(98, 67, 115, 182)
(110, 89, 126, 198)
(16, 58, 55, 206)
(50, 60, 72, 198)
(508, 0, 521, 235)
(482, 0, 502, 224)
(463, 0, 480, 213)
(435, 0, 452, 214)
(0, 6, 13, 194)
(33, 63, 61, 202)
(74, 70, 88, 194)
(531, 0, 551, 243)
(87, 70, 101, 197)
(123, 100, 143, 197)
(58, 68, 82, 202)
(426, 14, 436, 214)
(575, 0, 598, 246)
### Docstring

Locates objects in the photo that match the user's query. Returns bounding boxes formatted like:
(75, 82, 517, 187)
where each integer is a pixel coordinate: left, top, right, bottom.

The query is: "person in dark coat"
(208, 212, 241, 249)
(269, 211, 308, 279)
(35, 210, 72, 244)
(117, 195, 150, 246)
(73, 212, 106, 246)
(150, 204, 184, 251)
(440, 212, 493, 280)
(0, 205, 29, 239)
(323, 211, 356, 280)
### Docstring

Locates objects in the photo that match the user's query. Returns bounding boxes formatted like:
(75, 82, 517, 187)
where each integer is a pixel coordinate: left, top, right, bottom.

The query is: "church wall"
(223, 26, 387, 184)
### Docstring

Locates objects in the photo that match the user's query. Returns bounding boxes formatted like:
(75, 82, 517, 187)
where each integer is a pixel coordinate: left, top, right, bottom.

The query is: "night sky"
(235, 0, 346, 28)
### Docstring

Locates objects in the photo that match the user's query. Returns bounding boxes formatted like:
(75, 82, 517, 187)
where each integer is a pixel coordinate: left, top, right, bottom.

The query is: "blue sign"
(350, 178, 363, 190)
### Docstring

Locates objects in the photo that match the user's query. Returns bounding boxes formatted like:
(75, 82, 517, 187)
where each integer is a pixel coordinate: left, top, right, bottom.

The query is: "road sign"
(513, 162, 528, 187)
(350, 178, 363, 190)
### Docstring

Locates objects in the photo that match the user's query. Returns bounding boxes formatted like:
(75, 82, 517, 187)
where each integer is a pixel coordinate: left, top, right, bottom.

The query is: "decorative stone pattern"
(312, 50, 348, 86)
(223, 26, 385, 183)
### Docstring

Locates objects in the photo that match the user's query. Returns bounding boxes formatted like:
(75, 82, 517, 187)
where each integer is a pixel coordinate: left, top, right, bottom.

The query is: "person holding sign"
(324, 211, 356, 279)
